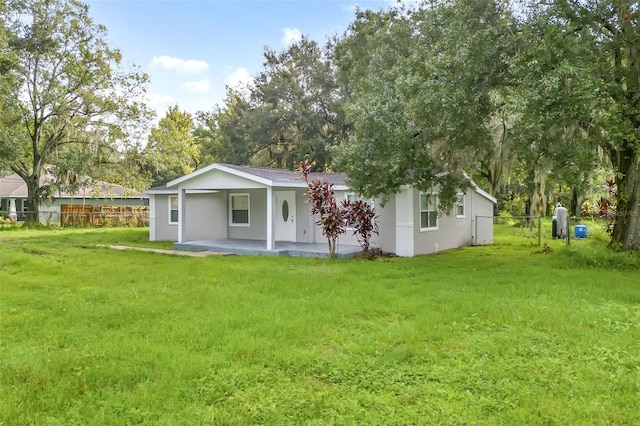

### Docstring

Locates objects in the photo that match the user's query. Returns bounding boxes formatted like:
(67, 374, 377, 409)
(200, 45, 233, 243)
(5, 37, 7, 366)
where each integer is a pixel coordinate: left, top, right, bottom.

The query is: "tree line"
(1, 0, 639, 250)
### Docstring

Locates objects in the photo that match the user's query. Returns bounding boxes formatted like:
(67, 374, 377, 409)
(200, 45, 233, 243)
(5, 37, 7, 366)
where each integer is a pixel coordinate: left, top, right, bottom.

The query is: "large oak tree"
(509, 1, 639, 249)
(334, 1, 515, 209)
(0, 0, 150, 223)
(196, 36, 348, 171)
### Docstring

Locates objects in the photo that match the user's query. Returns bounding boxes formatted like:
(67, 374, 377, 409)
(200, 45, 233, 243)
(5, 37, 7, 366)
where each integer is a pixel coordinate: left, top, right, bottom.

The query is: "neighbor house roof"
(0, 174, 148, 199)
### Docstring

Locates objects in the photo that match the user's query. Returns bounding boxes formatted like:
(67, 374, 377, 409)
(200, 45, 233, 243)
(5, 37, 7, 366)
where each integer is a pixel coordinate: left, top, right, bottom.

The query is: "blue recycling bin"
(574, 224, 587, 239)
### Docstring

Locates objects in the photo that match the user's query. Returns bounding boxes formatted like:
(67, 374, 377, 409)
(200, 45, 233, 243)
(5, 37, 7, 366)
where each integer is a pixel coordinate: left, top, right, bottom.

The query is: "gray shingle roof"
(221, 164, 347, 186)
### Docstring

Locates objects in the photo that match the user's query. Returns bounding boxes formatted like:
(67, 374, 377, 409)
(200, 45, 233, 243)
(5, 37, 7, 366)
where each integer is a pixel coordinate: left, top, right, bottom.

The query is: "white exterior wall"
(293, 188, 315, 243)
(412, 188, 473, 255)
(471, 191, 494, 245)
(306, 190, 396, 253)
(375, 194, 396, 254)
(228, 189, 267, 240)
(184, 193, 227, 241)
(149, 194, 178, 241)
(178, 169, 267, 190)
(395, 187, 415, 257)
(151, 194, 179, 241)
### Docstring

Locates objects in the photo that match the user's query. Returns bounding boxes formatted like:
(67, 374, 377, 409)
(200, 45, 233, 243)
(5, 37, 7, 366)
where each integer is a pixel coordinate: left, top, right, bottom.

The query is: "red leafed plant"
(297, 160, 346, 257)
(297, 160, 379, 258)
(342, 199, 379, 259)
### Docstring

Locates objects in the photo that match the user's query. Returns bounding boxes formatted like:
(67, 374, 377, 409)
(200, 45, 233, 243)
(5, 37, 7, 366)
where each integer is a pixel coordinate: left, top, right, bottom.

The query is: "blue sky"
(84, 0, 395, 121)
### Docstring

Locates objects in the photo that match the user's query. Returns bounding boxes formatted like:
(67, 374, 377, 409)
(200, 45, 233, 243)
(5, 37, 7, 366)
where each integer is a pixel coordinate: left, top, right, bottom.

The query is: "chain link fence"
(493, 215, 599, 246)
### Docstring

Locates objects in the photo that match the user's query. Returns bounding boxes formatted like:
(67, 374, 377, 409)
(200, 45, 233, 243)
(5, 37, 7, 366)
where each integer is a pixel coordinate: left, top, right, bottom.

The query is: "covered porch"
(174, 238, 365, 258)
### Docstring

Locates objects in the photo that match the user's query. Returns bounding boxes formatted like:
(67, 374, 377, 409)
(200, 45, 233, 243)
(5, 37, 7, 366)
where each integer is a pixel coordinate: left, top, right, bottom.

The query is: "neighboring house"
(0, 173, 148, 223)
(147, 163, 496, 257)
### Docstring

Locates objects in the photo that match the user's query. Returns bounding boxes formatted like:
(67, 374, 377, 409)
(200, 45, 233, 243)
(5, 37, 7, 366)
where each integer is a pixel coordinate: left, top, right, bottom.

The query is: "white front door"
(275, 191, 296, 241)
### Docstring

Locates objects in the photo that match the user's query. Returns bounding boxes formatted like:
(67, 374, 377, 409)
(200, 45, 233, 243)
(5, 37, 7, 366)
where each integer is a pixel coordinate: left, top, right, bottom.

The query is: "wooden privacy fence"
(60, 205, 149, 227)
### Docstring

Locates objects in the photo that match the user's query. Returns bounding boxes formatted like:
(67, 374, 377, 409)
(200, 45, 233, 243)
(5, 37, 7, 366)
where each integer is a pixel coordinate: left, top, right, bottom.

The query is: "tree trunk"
(570, 187, 579, 217)
(328, 236, 337, 257)
(24, 174, 41, 225)
(611, 150, 640, 250)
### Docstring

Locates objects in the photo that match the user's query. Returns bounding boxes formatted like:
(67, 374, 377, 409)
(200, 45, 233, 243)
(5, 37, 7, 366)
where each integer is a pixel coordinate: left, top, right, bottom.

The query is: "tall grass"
(1, 226, 638, 424)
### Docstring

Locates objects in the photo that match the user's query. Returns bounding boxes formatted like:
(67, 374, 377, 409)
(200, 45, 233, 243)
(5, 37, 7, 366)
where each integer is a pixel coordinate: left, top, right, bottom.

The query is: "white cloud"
(281, 27, 302, 46)
(146, 92, 174, 108)
(181, 80, 211, 93)
(225, 67, 253, 89)
(150, 55, 209, 74)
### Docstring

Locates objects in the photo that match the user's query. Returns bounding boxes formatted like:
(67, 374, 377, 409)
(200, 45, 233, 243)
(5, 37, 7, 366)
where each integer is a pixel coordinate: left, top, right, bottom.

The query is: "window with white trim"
(420, 193, 438, 230)
(455, 193, 465, 218)
(169, 195, 178, 224)
(229, 193, 250, 226)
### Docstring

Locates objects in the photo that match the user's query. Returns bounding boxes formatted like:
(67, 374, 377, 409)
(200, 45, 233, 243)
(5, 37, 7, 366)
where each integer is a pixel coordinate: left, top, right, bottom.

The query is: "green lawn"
(1, 225, 638, 424)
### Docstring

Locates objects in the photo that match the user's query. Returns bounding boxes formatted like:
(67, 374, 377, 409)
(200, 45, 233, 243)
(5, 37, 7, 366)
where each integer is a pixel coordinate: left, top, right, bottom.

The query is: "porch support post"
(149, 195, 157, 241)
(395, 186, 415, 257)
(266, 186, 274, 250)
(8, 198, 17, 221)
(178, 188, 186, 243)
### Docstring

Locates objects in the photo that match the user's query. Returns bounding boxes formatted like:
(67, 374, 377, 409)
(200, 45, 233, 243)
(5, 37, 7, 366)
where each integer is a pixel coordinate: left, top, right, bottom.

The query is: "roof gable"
(166, 163, 348, 189)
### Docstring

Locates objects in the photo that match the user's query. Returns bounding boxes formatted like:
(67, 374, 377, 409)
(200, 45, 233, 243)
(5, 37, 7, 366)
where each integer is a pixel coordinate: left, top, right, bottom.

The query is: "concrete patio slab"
(173, 239, 366, 258)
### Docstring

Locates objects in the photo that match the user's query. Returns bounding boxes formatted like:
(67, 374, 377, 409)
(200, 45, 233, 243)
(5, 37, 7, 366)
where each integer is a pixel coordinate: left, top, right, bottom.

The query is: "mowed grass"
(1, 225, 639, 424)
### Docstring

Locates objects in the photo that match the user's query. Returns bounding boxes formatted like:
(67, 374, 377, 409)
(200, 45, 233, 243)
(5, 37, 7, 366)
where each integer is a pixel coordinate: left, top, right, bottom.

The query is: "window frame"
(419, 192, 438, 231)
(168, 195, 179, 225)
(455, 192, 465, 219)
(229, 193, 250, 227)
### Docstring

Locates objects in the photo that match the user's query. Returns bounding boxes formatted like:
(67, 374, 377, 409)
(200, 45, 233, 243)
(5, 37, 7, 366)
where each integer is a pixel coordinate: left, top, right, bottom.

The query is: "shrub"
(342, 199, 379, 258)
(297, 160, 346, 257)
(297, 160, 380, 258)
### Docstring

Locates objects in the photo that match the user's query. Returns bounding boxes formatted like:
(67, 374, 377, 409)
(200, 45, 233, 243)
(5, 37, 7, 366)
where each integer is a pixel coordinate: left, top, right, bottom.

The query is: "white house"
(147, 163, 496, 257)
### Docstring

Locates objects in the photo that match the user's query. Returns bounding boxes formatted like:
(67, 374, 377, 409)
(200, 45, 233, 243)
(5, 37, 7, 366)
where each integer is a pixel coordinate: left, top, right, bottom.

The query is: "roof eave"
(168, 163, 273, 187)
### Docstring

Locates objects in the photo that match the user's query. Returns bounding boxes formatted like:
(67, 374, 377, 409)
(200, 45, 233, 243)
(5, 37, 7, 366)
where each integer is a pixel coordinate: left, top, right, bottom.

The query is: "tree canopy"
(144, 105, 199, 186)
(195, 36, 348, 171)
(329, 0, 639, 249)
(511, 0, 640, 249)
(0, 0, 150, 223)
(334, 1, 515, 209)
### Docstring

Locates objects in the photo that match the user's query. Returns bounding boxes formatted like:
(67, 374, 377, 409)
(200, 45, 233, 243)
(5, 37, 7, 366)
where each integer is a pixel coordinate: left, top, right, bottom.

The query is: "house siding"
(150, 194, 178, 241)
(184, 192, 227, 241)
(472, 191, 494, 245)
(308, 190, 395, 253)
(179, 169, 267, 190)
(293, 188, 314, 243)
(375, 194, 396, 254)
(228, 189, 267, 240)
